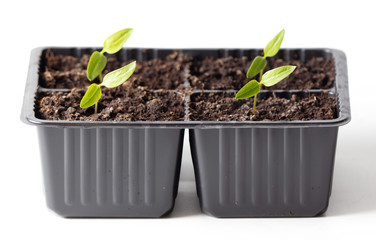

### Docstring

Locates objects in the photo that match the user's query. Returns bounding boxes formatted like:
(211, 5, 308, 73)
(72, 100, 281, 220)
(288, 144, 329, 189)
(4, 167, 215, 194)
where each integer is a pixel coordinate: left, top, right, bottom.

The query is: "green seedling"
(80, 28, 136, 113)
(235, 29, 296, 114)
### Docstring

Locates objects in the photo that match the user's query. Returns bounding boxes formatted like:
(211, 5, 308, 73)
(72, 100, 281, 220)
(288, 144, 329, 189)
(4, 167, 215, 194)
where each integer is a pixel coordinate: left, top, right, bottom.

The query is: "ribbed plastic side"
(37, 127, 184, 217)
(190, 127, 338, 217)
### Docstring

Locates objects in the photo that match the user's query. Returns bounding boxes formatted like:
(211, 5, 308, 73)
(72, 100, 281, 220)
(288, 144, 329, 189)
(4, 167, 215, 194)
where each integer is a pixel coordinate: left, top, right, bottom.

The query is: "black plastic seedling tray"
(21, 47, 350, 217)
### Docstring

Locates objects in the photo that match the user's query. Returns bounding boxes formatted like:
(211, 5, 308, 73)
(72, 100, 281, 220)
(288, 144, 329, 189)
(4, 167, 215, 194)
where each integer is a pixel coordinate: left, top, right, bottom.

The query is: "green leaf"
(247, 56, 267, 79)
(235, 80, 261, 99)
(102, 61, 136, 88)
(103, 28, 133, 54)
(80, 84, 102, 108)
(261, 65, 296, 87)
(264, 29, 285, 58)
(87, 51, 107, 81)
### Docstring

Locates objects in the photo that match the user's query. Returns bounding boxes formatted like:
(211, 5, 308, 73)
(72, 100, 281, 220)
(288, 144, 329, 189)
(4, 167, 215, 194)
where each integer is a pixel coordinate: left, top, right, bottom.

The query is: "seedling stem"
(235, 29, 296, 116)
(80, 28, 136, 114)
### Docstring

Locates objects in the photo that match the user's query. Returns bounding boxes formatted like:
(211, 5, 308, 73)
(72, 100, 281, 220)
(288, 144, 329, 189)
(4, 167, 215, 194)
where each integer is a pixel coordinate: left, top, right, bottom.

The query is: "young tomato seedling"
(80, 28, 136, 113)
(235, 29, 296, 114)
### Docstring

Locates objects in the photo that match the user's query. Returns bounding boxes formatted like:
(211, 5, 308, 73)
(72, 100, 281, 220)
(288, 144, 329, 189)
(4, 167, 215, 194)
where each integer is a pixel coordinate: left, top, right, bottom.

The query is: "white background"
(1, 0, 375, 239)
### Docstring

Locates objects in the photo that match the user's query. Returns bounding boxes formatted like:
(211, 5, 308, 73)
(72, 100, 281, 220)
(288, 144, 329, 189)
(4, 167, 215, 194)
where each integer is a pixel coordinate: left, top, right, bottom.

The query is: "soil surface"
(36, 85, 185, 121)
(41, 50, 90, 88)
(188, 92, 337, 121)
(188, 56, 334, 90)
(36, 49, 338, 122)
(41, 49, 191, 90)
(41, 49, 334, 91)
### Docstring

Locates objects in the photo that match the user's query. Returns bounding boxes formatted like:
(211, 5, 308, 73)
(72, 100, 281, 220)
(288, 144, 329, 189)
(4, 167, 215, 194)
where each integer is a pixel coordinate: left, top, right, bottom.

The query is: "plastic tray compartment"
(188, 48, 350, 217)
(21, 48, 185, 217)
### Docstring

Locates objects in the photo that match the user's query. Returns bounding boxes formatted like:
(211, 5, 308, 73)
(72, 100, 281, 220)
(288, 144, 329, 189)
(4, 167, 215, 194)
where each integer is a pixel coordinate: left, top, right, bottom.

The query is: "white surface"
(1, 0, 376, 239)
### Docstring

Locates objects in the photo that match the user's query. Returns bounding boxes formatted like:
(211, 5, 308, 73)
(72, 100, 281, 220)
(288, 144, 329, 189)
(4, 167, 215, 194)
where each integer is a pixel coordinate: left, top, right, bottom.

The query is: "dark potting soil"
(36, 85, 185, 121)
(40, 49, 191, 90)
(41, 50, 90, 88)
(36, 49, 337, 122)
(41, 49, 334, 91)
(188, 56, 334, 90)
(188, 92, 337, 121)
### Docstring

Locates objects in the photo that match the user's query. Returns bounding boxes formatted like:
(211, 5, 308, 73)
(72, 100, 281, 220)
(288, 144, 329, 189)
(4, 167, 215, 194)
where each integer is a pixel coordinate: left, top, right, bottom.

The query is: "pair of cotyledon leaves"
(80, 61, 136, 109)
(235, 30, 296, 100)
(86, 28, 133, 81)
(80, 28, 136, 109)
